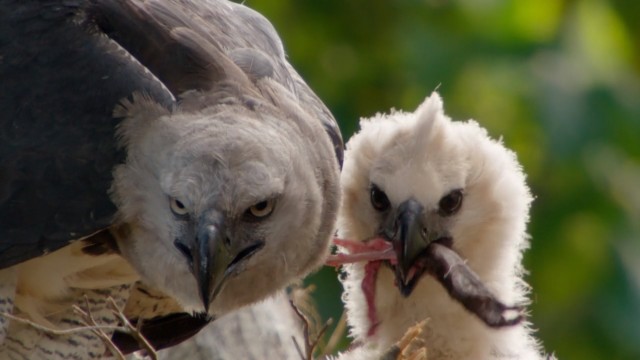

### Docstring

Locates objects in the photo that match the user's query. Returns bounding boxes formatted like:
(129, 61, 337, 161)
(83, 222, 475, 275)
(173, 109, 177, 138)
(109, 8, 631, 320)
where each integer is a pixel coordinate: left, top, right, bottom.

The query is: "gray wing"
(0, 0, 176, 268)
(207, 0, 345, 165)
(89, 0, 344, 163)
(94, 0, 344, 165)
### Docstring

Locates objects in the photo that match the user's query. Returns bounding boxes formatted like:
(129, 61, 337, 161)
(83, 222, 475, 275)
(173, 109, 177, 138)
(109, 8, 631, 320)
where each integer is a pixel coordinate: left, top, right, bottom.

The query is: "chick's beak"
(383, 198, 438, 296)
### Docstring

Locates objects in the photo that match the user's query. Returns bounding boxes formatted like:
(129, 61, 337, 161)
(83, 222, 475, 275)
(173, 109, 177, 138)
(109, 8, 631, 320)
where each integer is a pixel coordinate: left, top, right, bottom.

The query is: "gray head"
(111, 86, 339, 316)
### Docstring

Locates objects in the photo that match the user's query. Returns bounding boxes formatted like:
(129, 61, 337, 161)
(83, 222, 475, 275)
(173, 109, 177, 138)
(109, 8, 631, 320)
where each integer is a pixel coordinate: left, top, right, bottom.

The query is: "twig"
(72, 297, 126, 360)
(322, 310, 347, 357)
(292, 334, 306, 360)
(289, 299, 333, 360)
(106, 297, 158, 360)
(396, 320, 428, 360)
(0, 296, 158, 360)
(314, 319, 332, 358)
(290, 299, 311, 360)
(0, 312, 122, 336)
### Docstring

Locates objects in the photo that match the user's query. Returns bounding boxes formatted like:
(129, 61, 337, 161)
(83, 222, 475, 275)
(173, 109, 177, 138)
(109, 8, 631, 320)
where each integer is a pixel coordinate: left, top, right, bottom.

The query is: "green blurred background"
(246, 1, 640, 358)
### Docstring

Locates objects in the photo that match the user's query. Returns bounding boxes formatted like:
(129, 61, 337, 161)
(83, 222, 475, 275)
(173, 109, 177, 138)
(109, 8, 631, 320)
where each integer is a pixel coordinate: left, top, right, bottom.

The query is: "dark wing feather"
(110, 313, 211, 355)
(88, 0, 246, 95)
(0, 0, 175, 268)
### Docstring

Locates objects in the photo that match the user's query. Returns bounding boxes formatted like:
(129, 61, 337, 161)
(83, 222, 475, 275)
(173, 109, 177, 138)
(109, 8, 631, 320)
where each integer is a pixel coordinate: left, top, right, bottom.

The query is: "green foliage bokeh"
(246, 1, 640, 358)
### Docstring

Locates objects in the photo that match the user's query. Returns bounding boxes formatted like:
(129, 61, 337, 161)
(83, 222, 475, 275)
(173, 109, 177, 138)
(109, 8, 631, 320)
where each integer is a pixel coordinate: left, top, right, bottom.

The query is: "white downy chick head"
(338, 92, 544, 359)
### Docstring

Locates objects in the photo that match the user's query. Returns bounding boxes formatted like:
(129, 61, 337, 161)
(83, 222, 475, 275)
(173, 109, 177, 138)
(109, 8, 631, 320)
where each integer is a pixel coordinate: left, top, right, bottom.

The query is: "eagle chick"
(335, 93, 547, 359)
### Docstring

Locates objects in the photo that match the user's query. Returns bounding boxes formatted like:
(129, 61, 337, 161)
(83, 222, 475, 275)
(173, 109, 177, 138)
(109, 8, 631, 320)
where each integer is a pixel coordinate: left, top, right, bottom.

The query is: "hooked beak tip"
(193, 211, 231, 313)
(193, 230, 266, 312)
(202, 296, 210, 313)
(197, 267, 229, 313)
(386, 198, 431, 296)
(198, 275, 213, 312)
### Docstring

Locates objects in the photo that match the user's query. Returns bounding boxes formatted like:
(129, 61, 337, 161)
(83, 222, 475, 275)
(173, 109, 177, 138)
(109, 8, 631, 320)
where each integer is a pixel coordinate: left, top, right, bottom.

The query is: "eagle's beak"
(383, 198, 438, 296)
(193, 210, 233, 312)
(188, 210, 265, 312)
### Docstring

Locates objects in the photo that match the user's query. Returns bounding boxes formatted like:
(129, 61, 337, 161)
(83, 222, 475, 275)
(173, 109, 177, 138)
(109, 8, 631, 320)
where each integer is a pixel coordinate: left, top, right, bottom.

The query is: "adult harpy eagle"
(332, 93, 548, 359)
(0, 0, 342, 355)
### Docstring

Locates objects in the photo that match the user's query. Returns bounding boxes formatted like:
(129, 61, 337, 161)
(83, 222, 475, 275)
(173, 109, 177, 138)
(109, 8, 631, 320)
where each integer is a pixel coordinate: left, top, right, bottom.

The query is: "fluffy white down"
(336, 93, 547, 359)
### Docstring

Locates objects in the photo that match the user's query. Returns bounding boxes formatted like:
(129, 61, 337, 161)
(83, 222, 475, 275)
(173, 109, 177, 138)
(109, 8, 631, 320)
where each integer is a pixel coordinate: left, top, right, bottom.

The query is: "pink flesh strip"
(326, 237, 397, 338)
(325, 249, 395, 267)
(363, 261, 382, 337)
(326, 238, 397, 267)
(334, 237, 391, 252)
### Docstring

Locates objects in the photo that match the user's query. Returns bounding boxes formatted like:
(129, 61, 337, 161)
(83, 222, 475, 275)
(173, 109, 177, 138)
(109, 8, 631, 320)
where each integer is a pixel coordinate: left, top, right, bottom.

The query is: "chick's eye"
(439, 189, 463, 216)
(247, 199, 275, 219)
(170, 198, 189, 216)
(370, 184, 390, 212)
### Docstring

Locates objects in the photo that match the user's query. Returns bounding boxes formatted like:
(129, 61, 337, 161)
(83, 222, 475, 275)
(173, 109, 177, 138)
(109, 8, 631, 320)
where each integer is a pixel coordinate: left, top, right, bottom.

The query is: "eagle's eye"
(247, 199, 275, 219)
(438, 189, 463, 216)
(370, 184, 390, 212)
(170, 198, 189, 216)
